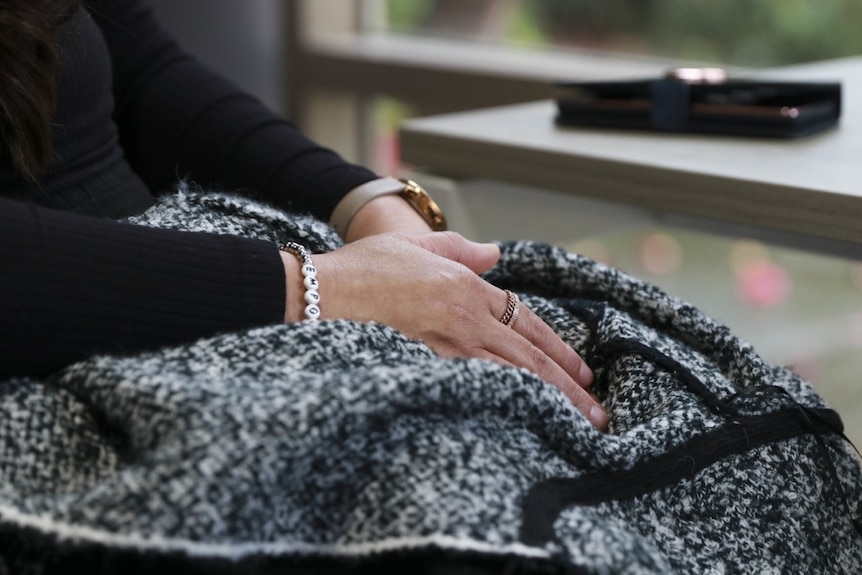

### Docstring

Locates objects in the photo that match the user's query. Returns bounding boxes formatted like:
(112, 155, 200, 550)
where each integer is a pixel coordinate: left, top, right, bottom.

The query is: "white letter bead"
(304, 289, 320, 305)
(303, 275, 319, 290)
(301, 263, 317, 277)
(304, 304, 321, 320)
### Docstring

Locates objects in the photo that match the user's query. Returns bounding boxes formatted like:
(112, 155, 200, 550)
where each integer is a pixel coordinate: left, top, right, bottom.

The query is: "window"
(286, 0, 670, 169)
(287, 0, 862, 445)
(382, 0, 862, 68)
(290, 0, 862, 171)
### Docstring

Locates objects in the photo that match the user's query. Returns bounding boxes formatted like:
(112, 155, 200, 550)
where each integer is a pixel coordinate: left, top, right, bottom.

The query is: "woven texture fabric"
(1, 189, 860, 574)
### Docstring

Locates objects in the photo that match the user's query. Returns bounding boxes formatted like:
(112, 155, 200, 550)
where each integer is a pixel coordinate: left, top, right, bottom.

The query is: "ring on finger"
(499, 289, 521, 328)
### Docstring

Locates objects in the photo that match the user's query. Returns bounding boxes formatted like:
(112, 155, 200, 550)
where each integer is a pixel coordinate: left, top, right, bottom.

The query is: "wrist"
(345, 194, 431, 243)
(330, 177, 446, 240)
(280, 250, 305, 323)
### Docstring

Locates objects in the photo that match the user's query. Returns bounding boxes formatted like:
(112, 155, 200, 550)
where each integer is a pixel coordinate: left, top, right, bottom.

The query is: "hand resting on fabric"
(280, 230, 608, 429)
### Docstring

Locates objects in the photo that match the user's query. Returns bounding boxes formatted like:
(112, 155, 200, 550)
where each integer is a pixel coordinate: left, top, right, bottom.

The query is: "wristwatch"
(397, 179, 447, 232)
(329, 176, 448, 236)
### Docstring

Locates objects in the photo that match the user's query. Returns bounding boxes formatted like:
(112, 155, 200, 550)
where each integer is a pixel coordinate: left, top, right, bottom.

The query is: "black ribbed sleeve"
(0, 0, 381, 378)
(0, 197, 285, 377)
(87, 0, 378, 220)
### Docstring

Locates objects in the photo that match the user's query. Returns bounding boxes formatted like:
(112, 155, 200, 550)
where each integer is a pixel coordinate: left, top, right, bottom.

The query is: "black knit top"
(0, 0, 378, 377)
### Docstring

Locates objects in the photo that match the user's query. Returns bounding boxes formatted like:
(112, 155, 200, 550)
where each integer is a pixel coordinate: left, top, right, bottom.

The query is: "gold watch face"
(399, 179, 447, 231)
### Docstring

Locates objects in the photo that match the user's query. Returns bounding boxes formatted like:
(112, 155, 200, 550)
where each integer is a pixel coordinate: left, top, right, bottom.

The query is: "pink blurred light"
(735, 261, 792, 308)
(638, 232, 682, 276)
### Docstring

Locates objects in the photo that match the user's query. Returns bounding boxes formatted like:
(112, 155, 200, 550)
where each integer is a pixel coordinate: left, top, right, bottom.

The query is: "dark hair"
(0, 0, 79, 181)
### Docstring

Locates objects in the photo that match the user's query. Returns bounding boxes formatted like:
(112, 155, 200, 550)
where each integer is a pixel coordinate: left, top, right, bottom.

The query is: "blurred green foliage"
(386, 0, 862, 66)
(385, 0, 435, 32)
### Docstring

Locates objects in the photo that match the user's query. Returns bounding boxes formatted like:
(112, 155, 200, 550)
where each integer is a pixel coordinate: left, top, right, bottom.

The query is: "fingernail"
(590, 405, 608, 429)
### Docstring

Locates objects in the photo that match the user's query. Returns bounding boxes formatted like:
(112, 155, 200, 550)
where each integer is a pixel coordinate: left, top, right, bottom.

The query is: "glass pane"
(367, 97, 416, 175)
(380, 0, 862, 67)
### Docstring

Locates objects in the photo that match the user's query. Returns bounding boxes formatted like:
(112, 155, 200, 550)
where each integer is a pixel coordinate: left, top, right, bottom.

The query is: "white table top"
(400, 58, 862, 257)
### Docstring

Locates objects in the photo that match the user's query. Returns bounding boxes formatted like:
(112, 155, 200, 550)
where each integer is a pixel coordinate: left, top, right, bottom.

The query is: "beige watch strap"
(329, 177, 405, 237)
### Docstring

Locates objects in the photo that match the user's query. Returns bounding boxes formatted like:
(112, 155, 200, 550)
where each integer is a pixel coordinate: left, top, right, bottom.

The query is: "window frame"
(284, 0, 674, 165)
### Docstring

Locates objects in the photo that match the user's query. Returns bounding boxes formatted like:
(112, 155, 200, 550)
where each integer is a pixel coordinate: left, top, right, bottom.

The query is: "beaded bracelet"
(279, 242, 321, 321)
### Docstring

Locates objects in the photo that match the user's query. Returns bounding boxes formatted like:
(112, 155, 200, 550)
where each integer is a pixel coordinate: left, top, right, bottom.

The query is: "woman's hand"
(281, 231, 607, 429)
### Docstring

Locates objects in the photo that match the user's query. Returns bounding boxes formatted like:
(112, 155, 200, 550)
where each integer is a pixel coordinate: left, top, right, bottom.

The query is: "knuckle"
(567, 384, 589, 408)
(527, 344, 552, 371)
(438, 262, 475, 283)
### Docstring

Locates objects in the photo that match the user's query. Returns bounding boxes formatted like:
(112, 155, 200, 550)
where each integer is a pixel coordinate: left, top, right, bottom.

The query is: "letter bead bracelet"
(279, 242, 321, 321)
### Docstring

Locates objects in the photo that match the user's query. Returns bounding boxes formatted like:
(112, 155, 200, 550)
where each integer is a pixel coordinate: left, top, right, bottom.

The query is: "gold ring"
(499, 290, 520, 328)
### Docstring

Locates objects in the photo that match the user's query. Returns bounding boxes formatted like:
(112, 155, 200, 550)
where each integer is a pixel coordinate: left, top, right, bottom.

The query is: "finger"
(404, 231, 500, 275)
(487, 322, 607, 429)
(509, 301, 594, 389)
(487, 288, 605, 428)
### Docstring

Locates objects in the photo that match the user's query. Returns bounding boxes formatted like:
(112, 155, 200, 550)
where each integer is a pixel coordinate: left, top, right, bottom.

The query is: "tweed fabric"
(0, 189, 859, 574)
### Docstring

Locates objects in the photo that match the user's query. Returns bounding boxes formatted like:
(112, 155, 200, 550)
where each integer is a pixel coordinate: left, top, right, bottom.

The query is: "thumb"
(406, 231, 500, 275)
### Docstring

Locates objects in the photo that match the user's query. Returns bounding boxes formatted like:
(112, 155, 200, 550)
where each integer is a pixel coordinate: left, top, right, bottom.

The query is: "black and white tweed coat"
(1, 189, 860, 574)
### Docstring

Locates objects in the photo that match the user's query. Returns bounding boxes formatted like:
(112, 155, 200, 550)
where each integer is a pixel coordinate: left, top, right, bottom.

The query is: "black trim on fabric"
(592, 338, 738, 418)
(519, 407, 844, 546)
(0, 524, 586, 575)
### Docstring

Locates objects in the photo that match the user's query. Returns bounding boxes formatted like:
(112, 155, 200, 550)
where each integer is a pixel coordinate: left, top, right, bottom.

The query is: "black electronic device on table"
(555, 68, 841, 138)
